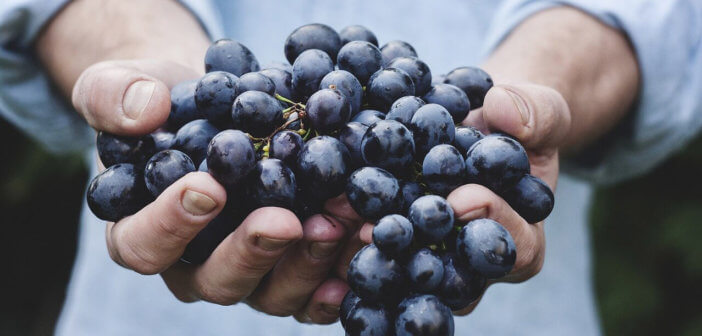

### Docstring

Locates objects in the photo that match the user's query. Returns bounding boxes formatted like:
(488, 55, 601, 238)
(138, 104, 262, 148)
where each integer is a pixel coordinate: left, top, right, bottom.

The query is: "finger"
(72, 59, 200, 135)
(246, 215, 346, 316)
(334, 226, 368, 281)
(107, 172, 226, 274)
(183, 207, 303, 305)
(294, 278, 350, 324)
(447, 184, 545, 282)
(323, 193, 364, 231)
(359, 222, 374, 244)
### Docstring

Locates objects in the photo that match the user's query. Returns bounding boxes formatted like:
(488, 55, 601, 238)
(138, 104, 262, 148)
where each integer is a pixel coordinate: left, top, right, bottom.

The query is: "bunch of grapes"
(86, 23, 555, 335)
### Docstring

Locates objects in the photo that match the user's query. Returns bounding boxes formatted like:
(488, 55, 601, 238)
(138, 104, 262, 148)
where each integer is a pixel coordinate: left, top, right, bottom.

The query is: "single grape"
(387, 57, 432, 96)
(305, 88, 352, 134)
(443, 66, 493, 108)
(172, 119, 219, 165)
(373, 214, 414, 256)
(285, 111, 301, 130)
(408, 195, 454, 243)
(347, 244, 405, 303)
(262, 61, 292, 72)
(386, 96, 425, 126)
(235, 72, 276, 95)
(247, 158, 296, 209)
(296, 136, 352, 200)
(395, 294, 454, 336)
(465, 134, 530, 192)
(351, 109, 385, 127)
(150, 130, 175, 152)
(206, 130, 256, 187)
(291, 49, 334, 100)
(86, 163, 150, 222)
(338, 122, 369, 167)
(457, 218, 517, 279)
(398, 180, 423, 215)
(380, 40, 418, 66)
(194, 71, 240, 126)
(97, 131, 156, 168)
(269, 130, 304, 168)
(284, 23, 341, 64)
(409, 104, 455, 158)
(231, 90, 284, 138)
(339, 25, 378, 46)
(337, 41, 383, 85)
(198, 159, 208, 172)
(204, 39, 259, 76)
(422, 144, 466, 196)
(346, 167, 401, 220)
(345, 300, 393, 336)
(423, 83, 471, 123)
(168, 79, 202, 130)
(320, 70, 363, 115)
(501, 174, 554, 224)
(259, 68, 293, 99)
(340, 290, 362, 329)
(366, 68, 415, 111)
(453, 126, 484, 155)
(361, 119, 415, 174)
(405, 248, 444, 293)
(144, 150, 196, 197)
(437, 253, 487, 310)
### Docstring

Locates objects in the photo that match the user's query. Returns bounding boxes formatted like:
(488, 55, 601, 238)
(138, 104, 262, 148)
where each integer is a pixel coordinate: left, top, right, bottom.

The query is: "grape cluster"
(85, 23, 555, 335)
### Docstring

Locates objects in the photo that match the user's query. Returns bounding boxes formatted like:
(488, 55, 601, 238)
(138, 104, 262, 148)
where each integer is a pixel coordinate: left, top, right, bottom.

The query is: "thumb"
(470, 83, 571, 151)
(72, 59, 200, 135)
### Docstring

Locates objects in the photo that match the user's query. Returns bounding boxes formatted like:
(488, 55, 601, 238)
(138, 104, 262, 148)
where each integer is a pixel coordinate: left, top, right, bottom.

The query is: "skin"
(36, 0, 638, 324)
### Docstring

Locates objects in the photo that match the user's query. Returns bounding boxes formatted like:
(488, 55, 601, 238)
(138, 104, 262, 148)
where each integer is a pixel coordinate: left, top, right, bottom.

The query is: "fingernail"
(321, 304, 340, 316)
(458, 207, 487, 222)
(309, 242, 339, 259)
(123, 80, 155, 120)
(257, 237, 292, 251)
(182, 190, 217, 215)
(500, 87, 529, 125)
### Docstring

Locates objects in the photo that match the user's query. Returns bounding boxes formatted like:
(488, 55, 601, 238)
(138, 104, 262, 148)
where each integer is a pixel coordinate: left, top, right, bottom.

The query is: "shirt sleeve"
(0, 0, 224, 154)
(481, 0, 702, 185)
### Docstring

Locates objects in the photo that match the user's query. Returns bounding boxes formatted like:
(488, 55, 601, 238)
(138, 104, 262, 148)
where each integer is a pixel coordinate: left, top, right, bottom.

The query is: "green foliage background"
(0, 118, 700, 335)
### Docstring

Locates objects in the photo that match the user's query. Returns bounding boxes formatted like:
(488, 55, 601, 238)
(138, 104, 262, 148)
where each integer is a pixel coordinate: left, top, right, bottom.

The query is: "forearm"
(482, 7, 640, 151)
(36, 0, 211, 97)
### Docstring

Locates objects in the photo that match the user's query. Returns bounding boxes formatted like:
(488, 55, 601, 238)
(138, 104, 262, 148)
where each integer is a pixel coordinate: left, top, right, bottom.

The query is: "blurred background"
(1, 117, 701, 336)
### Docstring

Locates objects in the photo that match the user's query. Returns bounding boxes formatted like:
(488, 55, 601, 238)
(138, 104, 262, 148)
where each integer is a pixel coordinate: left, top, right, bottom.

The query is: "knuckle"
(117, 236, 166, 275)
(252, 300, 296, 317)
(197, 283, 244, 306)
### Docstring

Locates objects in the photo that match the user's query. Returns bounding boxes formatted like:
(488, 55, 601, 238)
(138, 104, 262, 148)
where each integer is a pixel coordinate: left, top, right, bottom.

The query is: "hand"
(72, 59, 366, 324)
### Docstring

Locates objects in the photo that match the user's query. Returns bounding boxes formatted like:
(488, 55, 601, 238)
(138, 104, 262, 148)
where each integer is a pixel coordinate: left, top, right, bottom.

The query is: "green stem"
(275, 93, 296, 105)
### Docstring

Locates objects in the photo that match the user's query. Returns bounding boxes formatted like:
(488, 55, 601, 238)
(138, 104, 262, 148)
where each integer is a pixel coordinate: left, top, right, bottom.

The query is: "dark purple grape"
(437, 253, 487, 310)
(423, 83, 471, 123)
(347, 244, 405, 304)
(396, 294, 454, 336)
(337, 41, 383, 85)
(259, 68, 293, 99)
(386, 96, 425, 126)
(409, 104, 455, 158)
(305, 88, 352, 134)
(86, 163, 150, 222)
(284, 23, 341, 64)
(293, 188, 325, 221)
(408, 195, 454, 244)
(361, 120, 415, 174)
(172, 119, 219, 165)
(338, 122, 369, 167)
(320, 70, 363, 115)
(340, 290, 362, 329)
(387, 57, 432, 96)
(262, 61, 292, 72)
(380, 40, 418, 66)
(206, 130, 256, 187)
(198, 159, 208, 172)
(453, 126, 484, 155)
(339, 25, 378, 46)
(150, 130, 175, 152)
(194, 71, 240, 126)
(144, 150, 195, 197)
(296, 136, 352, 199)
(457, 218, 516, 279)
(235, 72, 276, 95)
(291, 49, 334, 100)
(366, 68, 415, 111)
(345, 300, 393, 336)
(231, 90, 284, 137)
(269, 130, 303, 167)
(285, 112, 302, 130)
(97, 131, 156, 168)
(465, 134, 530, 192)
(405, 248, 444, 293)
(422, 144, 466, 196)
(501, 174, 554, 224)
(247, 158, 296, 209)
(346, 167, 401, 220)
(399, 180, 423, 215)
(168, 80, 202, 130)
(444, 66, 493, 108)
(351, 109, 385, 127)
(204, 39, 259, 76)
(181, 202, 243, 264)
(373, 214, 413, 256)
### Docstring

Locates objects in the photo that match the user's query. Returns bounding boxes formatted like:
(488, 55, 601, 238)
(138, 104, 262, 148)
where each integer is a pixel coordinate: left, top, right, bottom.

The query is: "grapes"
(340, 290, 362, 329)
(284, 23, 341, 64)
(231, 90, 284, 137)
(247, 158, 296, 209)
(346, 166, 401, 220)
(168, 79, 202, 130)
(366, 68, 416, 111)
(373, 214, 414, 256)
(465, 134, 530, 192)
(386, 57, 432, 96)
(195, 71, 240, 126)
(172, 119, 219, 165)
(453, 126, 484, 155)
(500, 174, 554, 224)
(320, 70, 363, 115)
(97, 131, 156, 168)
(405, 248, 444, 293)
(423, 83, 471, 123)
(422, 144, 466, 196)
(86, 164, 150, 222)
(456, 218, 517, 278)
(269, 130, 303, 167)
(259, 67, 293, 99)
(235, 72, 276, 95)
(337, 41, 383, 85)
(291, 49, 334, 100)
(408, 195, 454, 244)
(351, 109, 386, 126)
(398, 180, 423, 214)
(361, 120, 415, 174)
(386, 96, 425, 126)
(296, 136, 352, 199)
(380, 40, 418, 66)
(144, 150, 196, 197)
(206, 130, 256, 187)
(338, 122, 369, 167)
(396, 294, 454, 336)
(339, 25, 379, 46)
(437, 253, 487, 310)
(204, 39, 260, 76)
(347, 244, 405, 304)
(304, 88, 352, 134)
(150, 130, 175, 152)
(410, 104, 455, 158)
(345, 300, 394, 336)
(443, 66, 494, 109)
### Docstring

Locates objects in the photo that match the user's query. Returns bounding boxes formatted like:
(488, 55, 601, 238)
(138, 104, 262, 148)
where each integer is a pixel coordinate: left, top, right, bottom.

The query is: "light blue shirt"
(1, 0, 701, 335)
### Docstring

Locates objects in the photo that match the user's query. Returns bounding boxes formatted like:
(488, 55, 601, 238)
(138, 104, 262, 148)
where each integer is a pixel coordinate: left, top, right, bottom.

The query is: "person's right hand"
(73, 59, 361, 324)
